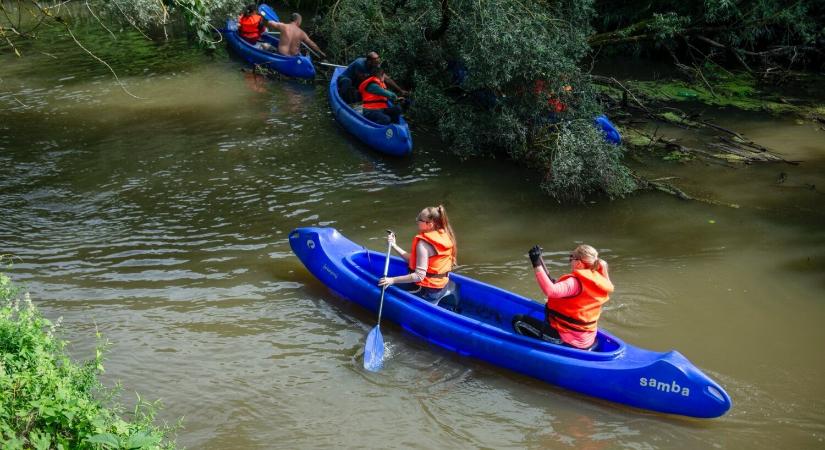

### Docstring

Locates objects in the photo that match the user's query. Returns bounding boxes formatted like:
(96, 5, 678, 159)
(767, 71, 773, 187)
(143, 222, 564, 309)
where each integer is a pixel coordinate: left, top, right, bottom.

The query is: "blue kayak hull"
(328, 67, 413, 156)
(594, 114, 622, 145)
(224, 20, 315, 79)
(289, 227, 732, 418)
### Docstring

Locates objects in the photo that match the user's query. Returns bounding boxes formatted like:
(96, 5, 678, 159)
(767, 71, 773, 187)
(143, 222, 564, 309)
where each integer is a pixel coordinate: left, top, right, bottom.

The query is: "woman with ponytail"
(512, 244, 613, 350)
(378, 205, 457, 304)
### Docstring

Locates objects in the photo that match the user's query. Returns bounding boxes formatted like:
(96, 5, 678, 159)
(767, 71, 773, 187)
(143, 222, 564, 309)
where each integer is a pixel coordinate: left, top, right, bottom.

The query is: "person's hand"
(378, 277, 394, 287)
(387, 232, 396, 247)
(528, 245, 544, 268)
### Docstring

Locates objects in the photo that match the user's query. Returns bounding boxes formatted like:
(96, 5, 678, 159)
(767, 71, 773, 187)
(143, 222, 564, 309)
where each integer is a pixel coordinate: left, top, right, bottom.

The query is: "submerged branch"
(634, 172, 743, 208)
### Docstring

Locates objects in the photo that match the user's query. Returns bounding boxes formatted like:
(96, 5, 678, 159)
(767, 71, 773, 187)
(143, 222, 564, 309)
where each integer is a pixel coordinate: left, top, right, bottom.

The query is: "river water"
(1, 28, 824, 449)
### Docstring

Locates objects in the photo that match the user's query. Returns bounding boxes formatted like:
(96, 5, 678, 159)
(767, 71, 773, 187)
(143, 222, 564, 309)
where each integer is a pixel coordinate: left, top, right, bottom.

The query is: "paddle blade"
(363, 326, 384, 372)
(258, 4, 280, 22)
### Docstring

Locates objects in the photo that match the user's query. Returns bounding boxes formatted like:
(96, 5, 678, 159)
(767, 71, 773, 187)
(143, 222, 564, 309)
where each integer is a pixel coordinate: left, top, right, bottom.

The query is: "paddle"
(364, 230, 393, 372)
(258, 3, 280, 22)
(539, 258, 556, 283)
(319, 62, 347, 69)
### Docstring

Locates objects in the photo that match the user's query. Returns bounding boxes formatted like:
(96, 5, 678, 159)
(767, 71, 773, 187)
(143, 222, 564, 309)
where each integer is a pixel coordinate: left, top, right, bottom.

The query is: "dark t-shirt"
(342, 57, 369, 81)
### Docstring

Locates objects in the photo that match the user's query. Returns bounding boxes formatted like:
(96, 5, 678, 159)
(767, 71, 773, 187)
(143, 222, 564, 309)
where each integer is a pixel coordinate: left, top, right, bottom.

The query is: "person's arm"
(365, 82, 398, 101)
(266, 21, 285, 32)
(598, 260, 610, 281)
(379, 240, 432, 286)
(535, 268, 580, 300)
(384, 75, 409, 96)
(388, 232, 409, 262)
(302, 35, 326, 59)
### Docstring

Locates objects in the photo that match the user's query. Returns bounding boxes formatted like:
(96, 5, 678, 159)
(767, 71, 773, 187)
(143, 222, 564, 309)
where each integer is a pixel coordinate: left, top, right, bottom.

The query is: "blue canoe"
(224, 20, 316, 79)
(290, 227, 732, 418)
(328, 67, 413, 156)
(594, 114, 622, 145)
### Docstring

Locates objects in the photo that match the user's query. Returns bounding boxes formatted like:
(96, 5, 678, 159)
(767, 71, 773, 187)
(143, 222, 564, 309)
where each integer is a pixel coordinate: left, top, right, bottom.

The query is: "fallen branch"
(590, 74, 651, 113)
(633, 173, 743, 208)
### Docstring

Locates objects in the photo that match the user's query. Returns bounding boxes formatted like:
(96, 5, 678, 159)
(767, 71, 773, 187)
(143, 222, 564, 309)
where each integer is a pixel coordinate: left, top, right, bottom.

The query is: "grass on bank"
(618, 65, 825, 117)
(0, 268, 177, 449)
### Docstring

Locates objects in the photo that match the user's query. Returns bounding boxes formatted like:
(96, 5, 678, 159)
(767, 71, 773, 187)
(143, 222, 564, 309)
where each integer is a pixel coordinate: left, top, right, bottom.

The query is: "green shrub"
(0, 269, 177, 450)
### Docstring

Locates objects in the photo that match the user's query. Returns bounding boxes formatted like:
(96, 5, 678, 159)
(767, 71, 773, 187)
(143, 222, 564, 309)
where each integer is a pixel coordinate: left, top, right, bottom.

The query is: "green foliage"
(648, 12, 689, 41)
(0, 267, 177, 449)
(663, 150, 694, 162)
(592, 0, 824, 68)
(540, 120, 636, 202)
(0, 0, 245, 53)
(322, 0, 636, 201)
(100, 0, 245, 47)
(628, 70, 800, 113)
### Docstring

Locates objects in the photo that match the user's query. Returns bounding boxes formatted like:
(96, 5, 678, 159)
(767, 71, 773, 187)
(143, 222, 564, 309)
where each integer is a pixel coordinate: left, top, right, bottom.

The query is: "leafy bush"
(101, 0, 245, 46)
(0, 268, 177, 449)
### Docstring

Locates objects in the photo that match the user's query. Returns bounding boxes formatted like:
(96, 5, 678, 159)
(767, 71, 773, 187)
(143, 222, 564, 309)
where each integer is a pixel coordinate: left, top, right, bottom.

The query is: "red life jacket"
(533, 79, 568, 113)
(238, 13, 263, 43)
(409, 230, 455, 289)
(358, 76, 389, 110)
(546, 268, 613, 333)
(548, 97, 567, 113)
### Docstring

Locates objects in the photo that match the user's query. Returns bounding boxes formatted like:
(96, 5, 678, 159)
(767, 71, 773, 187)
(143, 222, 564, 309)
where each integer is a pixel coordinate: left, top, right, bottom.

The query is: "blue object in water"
(328, 67, 413, 156)
(224, 20, 315, 79)
(289, 227, 732, 418)
(594, 114, 622, 145)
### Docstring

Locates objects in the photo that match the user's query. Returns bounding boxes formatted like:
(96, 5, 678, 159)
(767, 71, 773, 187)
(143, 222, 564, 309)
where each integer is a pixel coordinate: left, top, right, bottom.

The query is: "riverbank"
(587, 59, 825, 202)
(0, 270, 177, 449)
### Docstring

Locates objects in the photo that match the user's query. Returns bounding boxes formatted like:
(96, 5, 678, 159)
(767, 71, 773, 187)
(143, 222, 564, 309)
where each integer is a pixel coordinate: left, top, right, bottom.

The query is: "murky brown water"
(2, 29, 824, 449)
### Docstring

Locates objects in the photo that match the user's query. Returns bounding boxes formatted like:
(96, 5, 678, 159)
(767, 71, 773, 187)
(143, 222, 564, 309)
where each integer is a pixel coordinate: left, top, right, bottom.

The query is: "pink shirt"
(534, 268, 596, 349)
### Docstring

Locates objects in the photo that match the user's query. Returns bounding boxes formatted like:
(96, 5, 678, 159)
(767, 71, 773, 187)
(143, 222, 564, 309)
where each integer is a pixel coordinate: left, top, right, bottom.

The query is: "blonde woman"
(513, 244, 613, 350)
(378, 205, 457, 304)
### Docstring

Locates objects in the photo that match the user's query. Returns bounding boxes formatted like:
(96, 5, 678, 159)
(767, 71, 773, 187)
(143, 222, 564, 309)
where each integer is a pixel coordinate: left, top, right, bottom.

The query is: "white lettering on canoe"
(322, 264, 338, 279)
(639, 377, 690, 397)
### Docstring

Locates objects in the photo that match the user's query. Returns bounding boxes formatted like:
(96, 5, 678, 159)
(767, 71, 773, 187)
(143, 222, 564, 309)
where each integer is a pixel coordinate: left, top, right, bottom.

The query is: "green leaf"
(86, 433, 121, 448)
(125, 430, 161, 449)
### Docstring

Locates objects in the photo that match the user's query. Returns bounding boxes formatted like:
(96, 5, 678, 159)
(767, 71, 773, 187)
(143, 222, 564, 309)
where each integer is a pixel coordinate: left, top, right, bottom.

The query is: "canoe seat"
(431, 281, 461, 313)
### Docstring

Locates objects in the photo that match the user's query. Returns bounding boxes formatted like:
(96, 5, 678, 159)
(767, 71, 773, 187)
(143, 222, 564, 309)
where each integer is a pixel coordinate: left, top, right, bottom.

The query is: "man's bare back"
(277, 23, 307, 56)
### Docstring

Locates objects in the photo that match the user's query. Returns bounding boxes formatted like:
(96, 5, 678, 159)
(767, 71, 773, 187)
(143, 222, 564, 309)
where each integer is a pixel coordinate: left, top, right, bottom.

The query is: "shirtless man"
(269, 13, 326, 59)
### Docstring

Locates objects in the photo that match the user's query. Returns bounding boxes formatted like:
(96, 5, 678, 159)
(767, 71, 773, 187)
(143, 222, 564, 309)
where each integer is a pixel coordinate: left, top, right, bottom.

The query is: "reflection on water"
(2, 27, 825, 449)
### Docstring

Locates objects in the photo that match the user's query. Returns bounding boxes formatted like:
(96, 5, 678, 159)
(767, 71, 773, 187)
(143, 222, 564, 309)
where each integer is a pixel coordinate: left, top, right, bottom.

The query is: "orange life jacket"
(409, 230, 455, 289)
(238, 13, 263, 42)
(358, 76, 389, 110)
(546, 268, 613, 333)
